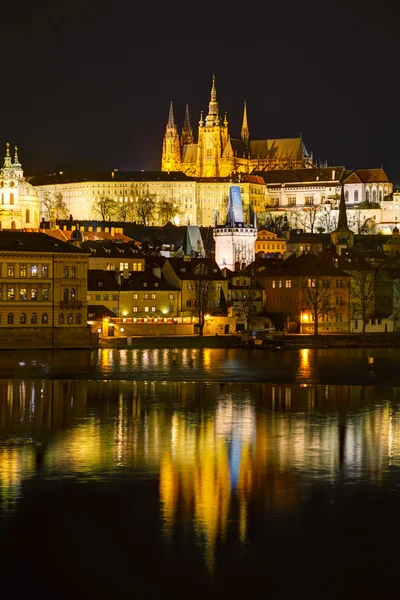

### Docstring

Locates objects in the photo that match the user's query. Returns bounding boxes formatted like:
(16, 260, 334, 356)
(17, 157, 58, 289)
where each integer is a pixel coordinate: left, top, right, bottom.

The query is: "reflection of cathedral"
(0, 143, 41, 229)
(162, 76, 315, 177)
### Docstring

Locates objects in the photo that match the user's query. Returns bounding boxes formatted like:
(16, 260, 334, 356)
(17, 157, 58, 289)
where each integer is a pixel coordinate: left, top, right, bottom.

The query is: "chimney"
(153, 266, 161, 279)
(332, 169, 335, 181)
(241, 262, 246, 270)
(235, 261, 240, 271)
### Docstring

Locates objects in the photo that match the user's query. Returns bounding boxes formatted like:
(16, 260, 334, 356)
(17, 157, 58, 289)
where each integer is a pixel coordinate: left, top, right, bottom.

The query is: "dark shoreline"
(99, 333, 400, 350)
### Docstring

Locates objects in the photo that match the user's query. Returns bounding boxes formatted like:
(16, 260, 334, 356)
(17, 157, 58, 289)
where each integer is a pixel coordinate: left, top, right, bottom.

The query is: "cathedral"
(161, 76, 315, 178)
(0, 143, 41, 230)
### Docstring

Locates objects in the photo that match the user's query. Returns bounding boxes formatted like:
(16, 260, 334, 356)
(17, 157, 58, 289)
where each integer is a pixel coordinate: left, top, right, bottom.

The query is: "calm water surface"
(1, 348, 400, 598)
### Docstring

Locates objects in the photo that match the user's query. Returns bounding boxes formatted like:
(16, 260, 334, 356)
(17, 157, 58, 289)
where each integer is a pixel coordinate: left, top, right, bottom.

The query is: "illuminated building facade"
(162, 75, 314, 177)
(0, 231, 92, 348)
(0, 143, 41, 230)
(213, 186, 257, 271)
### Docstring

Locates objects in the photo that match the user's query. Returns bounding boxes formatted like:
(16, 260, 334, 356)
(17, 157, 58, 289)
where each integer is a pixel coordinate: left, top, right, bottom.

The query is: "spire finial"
(3, 142, 12, 168)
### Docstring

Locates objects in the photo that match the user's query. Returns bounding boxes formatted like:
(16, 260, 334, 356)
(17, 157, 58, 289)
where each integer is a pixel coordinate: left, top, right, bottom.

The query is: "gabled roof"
(87, 304, 117, 320)
(249, 138, 308, 162)
(164, 257, 225, 280)
(88, 270, 122, 291)
(255, 167, 345, 185)
(343, 168, 390, 184)
(81, 240, 145, 259)
(0, 231, 89, 254)
(122, 270, 177, 291)
(257, 253, 351, 278)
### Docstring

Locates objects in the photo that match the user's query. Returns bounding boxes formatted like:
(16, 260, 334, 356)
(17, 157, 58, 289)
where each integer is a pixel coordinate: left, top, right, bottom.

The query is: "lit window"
(20, 265, 27, 277)
(7, 265, 14, 277)
(31, 265, 38, 277)
(7, 287, 14, 300)
(19, 288, 27, 300)
(42, 265, 48, 277)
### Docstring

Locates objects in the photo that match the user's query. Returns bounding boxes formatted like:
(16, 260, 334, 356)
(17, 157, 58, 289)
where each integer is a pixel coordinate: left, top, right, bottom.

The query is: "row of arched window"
(5, 313, 82, 325)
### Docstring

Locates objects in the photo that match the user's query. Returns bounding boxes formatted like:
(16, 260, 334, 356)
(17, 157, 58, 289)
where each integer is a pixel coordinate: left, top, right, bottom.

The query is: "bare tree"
(295, 205, 320, 233)
(348, 210, 376, 234)
(317, 204, 337, 233)
(91, 196, 117, 221)
(190, 278, 217, 336)
(41, 191, 69, 220)
(348, 263, 378, 334)
(239, 286, 262, 329)
(158, 198, 181, 225)
(115, 198, 136, 222)
(299, 271, 337, 335)
(130, 188, 157, 226)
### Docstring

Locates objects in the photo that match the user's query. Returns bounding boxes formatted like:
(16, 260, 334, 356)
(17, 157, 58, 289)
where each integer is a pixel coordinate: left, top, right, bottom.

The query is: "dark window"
(42, 313, 48, 324)
(7, 313, 14, 324)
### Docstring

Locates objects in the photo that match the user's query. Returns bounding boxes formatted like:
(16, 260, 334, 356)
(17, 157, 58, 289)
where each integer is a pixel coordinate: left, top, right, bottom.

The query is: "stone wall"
(0, 326, 96, 349)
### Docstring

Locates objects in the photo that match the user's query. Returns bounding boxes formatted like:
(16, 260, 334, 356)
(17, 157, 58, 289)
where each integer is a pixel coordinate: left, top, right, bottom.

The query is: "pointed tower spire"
(161, 101, 181, 172)
(337, 185, 348, 229)
(167, 100, 175, 127)
(3, 142, 12, 168)
(181, 103, 194, 145)
(241, 100, 249, 148)
(205, 74, 220, 126)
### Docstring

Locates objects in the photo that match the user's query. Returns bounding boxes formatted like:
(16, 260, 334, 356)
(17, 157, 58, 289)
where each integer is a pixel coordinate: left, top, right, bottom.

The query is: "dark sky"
(2, 2, 400, 182)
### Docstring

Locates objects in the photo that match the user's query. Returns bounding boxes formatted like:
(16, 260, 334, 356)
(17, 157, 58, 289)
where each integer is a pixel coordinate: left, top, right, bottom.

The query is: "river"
(1, 347, 400, 598)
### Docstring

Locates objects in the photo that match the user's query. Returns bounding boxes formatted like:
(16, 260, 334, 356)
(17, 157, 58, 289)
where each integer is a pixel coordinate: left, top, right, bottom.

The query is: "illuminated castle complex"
(161, 75, 315, 177)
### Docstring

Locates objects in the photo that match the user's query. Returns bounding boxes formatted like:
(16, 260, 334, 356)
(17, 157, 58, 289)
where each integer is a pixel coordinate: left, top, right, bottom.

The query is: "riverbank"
(99, 332, 400, 350)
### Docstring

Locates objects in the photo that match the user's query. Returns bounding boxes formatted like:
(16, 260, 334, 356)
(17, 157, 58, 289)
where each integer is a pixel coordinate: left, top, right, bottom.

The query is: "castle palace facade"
(161, 76, 315, 178)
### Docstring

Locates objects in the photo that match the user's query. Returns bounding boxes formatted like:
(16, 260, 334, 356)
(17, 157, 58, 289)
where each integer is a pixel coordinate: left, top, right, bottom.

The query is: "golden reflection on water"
(1, 379, 400, 569)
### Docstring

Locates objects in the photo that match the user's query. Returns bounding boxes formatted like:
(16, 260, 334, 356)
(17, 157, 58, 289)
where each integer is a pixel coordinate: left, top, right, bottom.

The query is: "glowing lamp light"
(133, 317, 137, 323)
(144, 317, 148, 323)
(183, 317, 186, 322)
(301, 312, 309, 323)
(97, 328, 101, 333)
(120, 327, 124, 332)
(163, 317, 167, 323)
(154, 317, 158, 323)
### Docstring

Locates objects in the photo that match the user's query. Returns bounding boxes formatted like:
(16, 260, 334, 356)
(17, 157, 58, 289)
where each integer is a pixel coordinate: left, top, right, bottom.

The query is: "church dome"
(70, 226, 83, 242)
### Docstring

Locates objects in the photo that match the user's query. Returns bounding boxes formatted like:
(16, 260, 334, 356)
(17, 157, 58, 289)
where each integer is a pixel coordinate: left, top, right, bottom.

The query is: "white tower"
(213, 185, 257, 271)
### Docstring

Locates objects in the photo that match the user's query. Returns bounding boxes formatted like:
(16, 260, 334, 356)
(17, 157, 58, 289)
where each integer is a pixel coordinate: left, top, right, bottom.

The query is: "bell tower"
(161, 101, 181, 172)
(197, 75, 229, 177)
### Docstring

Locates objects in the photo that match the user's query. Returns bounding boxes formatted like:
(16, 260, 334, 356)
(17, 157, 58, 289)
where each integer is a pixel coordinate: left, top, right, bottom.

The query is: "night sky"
(2, 2, 400, 183)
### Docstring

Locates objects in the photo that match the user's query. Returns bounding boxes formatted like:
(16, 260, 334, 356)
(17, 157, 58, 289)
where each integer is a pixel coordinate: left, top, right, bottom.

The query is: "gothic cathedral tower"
(196, 75, 229, 177)
(161, 101, 181, 172)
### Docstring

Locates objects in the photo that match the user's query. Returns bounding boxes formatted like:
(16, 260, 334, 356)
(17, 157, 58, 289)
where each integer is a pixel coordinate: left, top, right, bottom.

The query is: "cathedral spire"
(167, 100, 175, 127)
(241, 101, 249, 148)
(3, 142, 12, 168)
(337, 185, 348, 229)
(181, 103, 194, 145)
(205, 74, 220, 126)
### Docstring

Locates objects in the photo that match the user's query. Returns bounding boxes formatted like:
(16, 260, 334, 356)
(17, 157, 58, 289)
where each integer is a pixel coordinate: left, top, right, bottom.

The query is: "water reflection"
(1, 378, 400, 573)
